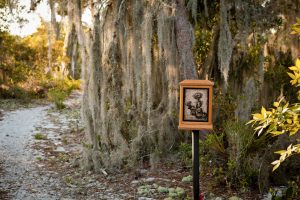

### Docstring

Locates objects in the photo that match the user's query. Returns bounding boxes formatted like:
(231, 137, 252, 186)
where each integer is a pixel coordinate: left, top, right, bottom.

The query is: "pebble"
(54, 146, 66, 153)
(131, 180, 139, 184)
(144, 177, 155, 182)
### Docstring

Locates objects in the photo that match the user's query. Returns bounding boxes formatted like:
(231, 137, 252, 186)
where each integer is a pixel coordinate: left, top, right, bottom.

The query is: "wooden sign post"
(178, 80, 214, 200)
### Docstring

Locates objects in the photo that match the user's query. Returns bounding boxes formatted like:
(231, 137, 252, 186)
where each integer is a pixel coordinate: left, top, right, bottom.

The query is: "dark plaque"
(183, 88, 209, 122)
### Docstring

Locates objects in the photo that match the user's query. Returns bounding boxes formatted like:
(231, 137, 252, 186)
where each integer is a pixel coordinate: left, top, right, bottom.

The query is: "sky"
(2, 0, 91, 37)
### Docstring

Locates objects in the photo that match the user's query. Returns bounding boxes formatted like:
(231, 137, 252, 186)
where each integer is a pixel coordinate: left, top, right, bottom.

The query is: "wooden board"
(178, 80, 214, 130)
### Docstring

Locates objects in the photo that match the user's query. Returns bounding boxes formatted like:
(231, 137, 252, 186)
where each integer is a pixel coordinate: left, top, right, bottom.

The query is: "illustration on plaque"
(183, 88, 208, 122)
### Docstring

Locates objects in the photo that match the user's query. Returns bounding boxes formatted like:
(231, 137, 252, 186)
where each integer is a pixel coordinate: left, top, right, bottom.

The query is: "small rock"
(131, 180, 139, 184)
(228, 196, 243, 200)
(215, 197, 224, 200)
(138, 198, 154, 200)
(139, 169, 148, 174)
(262, 193, 272, 200)
(144, 177, 155, 182)
(54, 146, 66, 153)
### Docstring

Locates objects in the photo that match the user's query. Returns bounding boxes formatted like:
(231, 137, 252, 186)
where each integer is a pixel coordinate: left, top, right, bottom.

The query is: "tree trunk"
(49, 0, 60, 39)
(73, 0, 300, 171)
(74, 0, 197, 170)
(64, 0, 79, 79)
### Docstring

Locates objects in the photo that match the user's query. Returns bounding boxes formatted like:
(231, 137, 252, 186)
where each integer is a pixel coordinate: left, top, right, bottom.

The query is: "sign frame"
(178, 80, 214, 130)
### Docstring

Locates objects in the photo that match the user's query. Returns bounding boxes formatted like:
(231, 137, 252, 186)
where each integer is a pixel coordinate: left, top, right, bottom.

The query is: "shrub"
(178, 142, 192, 167)
(47, 88, 68, 109)
(248, 20, 300, 171)
(224, 120, 260, 188)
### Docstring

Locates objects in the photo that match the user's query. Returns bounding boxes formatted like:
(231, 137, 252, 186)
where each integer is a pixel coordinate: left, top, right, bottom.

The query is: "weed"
(58, 153, 69, 162)
(178, 142, 192, 167)
(36, 156, 42, 161)
(33, 133, 47, 140)
(64, 176, 74, 184)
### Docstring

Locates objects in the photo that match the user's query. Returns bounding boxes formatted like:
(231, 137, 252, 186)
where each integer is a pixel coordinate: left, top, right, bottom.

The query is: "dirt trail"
(0, 93, 127, 200)
(0, 106, 63, 200)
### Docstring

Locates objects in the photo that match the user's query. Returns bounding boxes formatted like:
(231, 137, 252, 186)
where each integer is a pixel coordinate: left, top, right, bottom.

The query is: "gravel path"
(0, 106, 65, 200)
(0, 98, 127, 200)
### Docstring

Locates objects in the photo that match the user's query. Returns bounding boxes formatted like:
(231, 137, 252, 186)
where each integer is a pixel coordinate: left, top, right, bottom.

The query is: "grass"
(33, 133, 47, 140)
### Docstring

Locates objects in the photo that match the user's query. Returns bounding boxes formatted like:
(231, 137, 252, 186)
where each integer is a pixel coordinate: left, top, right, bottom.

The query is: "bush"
(47, 88, 68, 109)
(0, 85, 34, 100)
(178, 142, 192, 167)
(45, 76, 81, 109)
(248, 20, 300, 171)
(224, 120, 259, 188)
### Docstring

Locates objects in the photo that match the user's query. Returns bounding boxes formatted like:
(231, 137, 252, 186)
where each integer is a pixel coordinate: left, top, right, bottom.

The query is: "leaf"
(246, 120, 255, 125)
(271, 160, 280, 165)
(291, 31, 298, 35)
(282, 108, 289, 113)
(253, 113, 263, 120)
(271, 131, 284, 136)
(261, 107, 267, 115)
(272, 163, 280, 171)
(258, 128, 264, 136)
(275, 150, 286, 155)
(289, 129, 299, 136)
(273, 102, 279, 107)
(296, 59, 300, 68)
(287, 72, 296, 79)
(289, 66, 298, 71)
(288, 72, 296, 79)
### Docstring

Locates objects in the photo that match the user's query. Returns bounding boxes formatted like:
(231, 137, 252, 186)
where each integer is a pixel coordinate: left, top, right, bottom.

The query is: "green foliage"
(199, 120, 267, 189)
(33, 133, 47, 140)
(137, 185, 153, 195)
(248, 59, 300, 171)
(213, 88, 237, 128)
(178, 143, 192, 167)
(0, 31, 35, 84)
(291, 18, 300, 35)
(47, 88, 67, 109)
(248, 22, 300, 171)
(203, 131, 225, 155)
(181, 175, 193, 183)
(224, 120, 260, 188)
(46, 72, 80, 109)
(158, 186, 169, 193)
(268, 180, 300, 200)
(194, 26, 212, 68)
(0, 22, 81, 100)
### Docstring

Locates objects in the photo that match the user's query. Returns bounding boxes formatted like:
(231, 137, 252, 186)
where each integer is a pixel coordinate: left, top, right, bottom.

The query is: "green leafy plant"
(178, 142, 192, 167)
(224, 120, 261, 188)
(248, 59, 300, 171)
(47, 88, 67, 109)
(248, 22, 300, 171)
(291, 18, 300, 35)
(33, 133, 47, 140)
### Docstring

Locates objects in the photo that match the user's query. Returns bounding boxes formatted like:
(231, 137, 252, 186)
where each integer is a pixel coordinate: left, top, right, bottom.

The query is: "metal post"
(192, 130, 200, 200)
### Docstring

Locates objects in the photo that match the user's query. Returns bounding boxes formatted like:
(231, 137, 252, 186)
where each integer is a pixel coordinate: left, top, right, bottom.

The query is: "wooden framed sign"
(178, 80, 214, 130)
